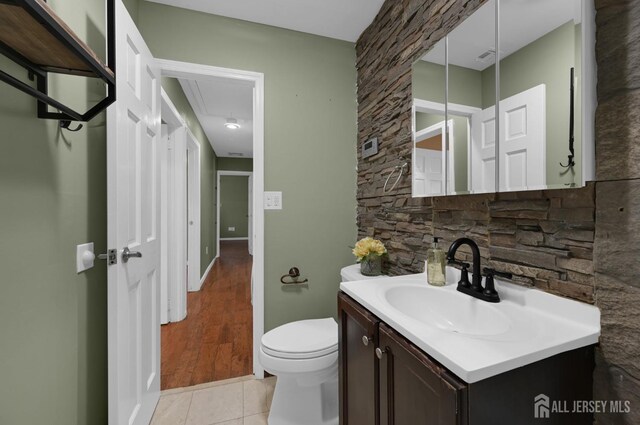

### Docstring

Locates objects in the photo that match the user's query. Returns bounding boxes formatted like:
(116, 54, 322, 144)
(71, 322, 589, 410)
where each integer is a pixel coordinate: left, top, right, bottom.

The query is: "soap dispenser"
(426, 237, 446, 286)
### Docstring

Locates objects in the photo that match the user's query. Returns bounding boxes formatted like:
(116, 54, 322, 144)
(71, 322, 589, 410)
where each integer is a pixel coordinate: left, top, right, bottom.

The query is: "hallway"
(161, 241, 253, 390)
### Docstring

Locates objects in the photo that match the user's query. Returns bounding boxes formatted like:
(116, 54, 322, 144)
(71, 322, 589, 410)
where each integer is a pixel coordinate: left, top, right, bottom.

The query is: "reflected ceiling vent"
(475, 49, 496, 63)
(228, 152, 244, 157)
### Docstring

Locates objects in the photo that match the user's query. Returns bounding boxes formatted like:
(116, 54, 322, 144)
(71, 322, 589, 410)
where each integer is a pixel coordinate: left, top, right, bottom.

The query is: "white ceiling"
(423, 0, 581, 71)
(146, 0, 385, 42)
(179, 77, 254, 158)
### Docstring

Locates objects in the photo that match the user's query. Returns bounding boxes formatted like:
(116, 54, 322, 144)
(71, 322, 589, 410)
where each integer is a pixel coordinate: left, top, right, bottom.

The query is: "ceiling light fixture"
(224, 117, 240, 130)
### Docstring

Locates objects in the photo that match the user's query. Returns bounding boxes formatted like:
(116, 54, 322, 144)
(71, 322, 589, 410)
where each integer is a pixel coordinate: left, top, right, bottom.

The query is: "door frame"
(186, 130, 201, 292)
(157, 58, 266, 378)
(217, 171, 253, 252)
(161, 89, 182, 324)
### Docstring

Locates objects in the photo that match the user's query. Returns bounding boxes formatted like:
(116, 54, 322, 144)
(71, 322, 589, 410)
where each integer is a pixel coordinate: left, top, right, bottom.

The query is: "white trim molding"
(200, 255, 218, 287)
(220, 237, 250, 241)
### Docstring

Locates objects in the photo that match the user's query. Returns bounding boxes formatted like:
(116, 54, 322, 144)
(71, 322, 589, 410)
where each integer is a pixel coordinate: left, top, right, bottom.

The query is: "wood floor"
(161, 240, 253, 390)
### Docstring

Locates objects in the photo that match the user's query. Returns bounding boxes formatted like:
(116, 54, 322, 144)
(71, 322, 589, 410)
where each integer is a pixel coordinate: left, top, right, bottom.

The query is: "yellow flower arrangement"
(352, 237, 387, 262)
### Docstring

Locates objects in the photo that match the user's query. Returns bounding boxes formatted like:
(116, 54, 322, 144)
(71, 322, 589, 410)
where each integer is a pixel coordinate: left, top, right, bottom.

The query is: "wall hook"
(559, 155, 575, 168)
(60, 120, 83, 132)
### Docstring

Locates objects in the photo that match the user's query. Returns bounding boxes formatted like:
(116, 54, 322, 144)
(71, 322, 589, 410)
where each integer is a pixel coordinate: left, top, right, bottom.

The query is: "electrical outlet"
(228, 227, 235, 232)
(205, 246, 208, 254)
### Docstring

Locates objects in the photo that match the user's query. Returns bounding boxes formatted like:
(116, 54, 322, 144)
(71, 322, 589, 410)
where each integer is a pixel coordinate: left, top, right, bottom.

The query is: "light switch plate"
(228, 227, 235, 232)
(76, 242, 95, 273)
(264, 191, 283, 210)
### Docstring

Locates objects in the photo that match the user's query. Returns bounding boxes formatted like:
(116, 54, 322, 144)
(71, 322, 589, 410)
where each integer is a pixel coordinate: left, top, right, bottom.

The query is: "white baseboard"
(200, 255, 218, 286)
(220, 237, 249, 241)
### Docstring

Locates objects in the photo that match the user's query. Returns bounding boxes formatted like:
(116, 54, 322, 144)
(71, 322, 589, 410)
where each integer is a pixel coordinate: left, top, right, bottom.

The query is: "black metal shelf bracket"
(0, 0, 116, 125)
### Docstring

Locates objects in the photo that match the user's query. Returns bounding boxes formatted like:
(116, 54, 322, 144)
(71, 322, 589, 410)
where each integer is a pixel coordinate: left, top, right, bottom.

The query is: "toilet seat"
(261, 318, 338, 360)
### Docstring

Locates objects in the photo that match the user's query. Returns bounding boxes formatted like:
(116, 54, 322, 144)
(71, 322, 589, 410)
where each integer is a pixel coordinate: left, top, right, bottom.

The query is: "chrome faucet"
(446, 238, 511, 303)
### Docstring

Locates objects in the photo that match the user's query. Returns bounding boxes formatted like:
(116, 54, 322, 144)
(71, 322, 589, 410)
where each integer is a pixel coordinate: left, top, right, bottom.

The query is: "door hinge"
(97, 249, 118, 265)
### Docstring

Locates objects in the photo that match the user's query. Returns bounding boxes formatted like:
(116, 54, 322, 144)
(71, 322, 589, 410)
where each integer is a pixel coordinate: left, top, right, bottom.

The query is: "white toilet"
(259, 265, 380, 425)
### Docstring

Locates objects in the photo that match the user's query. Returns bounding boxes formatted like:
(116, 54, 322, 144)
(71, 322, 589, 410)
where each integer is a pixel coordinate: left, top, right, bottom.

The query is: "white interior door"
(248, 173, 253, 255)
(413, 121, 452, 197)
(499, 84, 546, 191)
(413, 146, 428, 196)
(471, 85, 546, 193)
(420, 148, 444, 195)
(471, 106, 497, 193)
(107, 1, 161, 424)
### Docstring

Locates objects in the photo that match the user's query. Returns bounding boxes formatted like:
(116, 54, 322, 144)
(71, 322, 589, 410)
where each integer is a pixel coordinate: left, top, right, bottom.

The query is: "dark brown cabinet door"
(378, 323, 467, 425)
(339, 293, 380, 425)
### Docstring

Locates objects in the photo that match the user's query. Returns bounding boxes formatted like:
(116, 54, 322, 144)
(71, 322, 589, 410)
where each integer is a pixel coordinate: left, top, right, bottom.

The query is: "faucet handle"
(458, 264, 471, 289)
(481, 268, 502, 302)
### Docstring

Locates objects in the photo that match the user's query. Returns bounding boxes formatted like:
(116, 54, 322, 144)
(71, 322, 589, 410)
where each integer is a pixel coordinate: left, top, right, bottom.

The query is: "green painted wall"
(0, 1, 108, 424)
(220, 176, 250, 238)
(138, 2, 358, 331)
(412, 61, 483, 107)
(161, 77, 218, 276)
(122, 0, 140, 23)
(218, 157, 253, 171)
(412, 60, 446, 104)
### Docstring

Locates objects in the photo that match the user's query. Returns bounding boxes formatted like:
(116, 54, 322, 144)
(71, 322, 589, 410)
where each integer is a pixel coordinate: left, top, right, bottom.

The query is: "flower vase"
(361, 256, 382, 276)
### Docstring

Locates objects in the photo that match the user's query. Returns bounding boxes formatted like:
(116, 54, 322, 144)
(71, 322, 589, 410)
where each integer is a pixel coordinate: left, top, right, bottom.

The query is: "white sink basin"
(384, 285, 510, 336)
(340, 267, 600, 383)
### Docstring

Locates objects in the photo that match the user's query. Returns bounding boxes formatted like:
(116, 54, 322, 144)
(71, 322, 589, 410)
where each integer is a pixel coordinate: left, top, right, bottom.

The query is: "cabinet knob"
(362, 335, 372, 346)
(375, 347, 386, 359)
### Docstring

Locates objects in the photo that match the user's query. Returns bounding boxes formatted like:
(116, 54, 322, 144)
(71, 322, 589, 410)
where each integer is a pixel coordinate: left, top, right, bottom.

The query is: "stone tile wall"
(356, 0, 639, 422)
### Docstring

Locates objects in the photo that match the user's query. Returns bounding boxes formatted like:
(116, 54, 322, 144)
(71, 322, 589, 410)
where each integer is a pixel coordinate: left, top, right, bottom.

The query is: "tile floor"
(151, 375, 276, 425)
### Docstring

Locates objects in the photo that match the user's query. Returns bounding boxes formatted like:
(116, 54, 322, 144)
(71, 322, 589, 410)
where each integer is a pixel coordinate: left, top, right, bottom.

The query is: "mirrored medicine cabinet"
(412, 0, 596, 197)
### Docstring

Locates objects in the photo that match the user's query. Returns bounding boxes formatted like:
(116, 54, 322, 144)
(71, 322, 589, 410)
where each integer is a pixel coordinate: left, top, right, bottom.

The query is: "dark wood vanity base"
(338, 292, 595, 425)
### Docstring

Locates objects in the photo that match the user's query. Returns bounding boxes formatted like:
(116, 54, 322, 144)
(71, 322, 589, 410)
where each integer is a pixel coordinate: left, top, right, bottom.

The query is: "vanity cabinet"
(339, 293, 465, 425)
(338, 292, 379, 425)
(338, 292, 595, 425)
(379, 323, 467, 425)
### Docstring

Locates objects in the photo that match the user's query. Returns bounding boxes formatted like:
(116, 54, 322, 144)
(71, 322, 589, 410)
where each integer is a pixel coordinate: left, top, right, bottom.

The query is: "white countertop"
(340, 268, 600, 383)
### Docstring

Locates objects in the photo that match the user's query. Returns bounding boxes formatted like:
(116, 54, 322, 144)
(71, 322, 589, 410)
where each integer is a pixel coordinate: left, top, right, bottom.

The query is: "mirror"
(412, 0, 594, 197)
(412, 37, 447, 197)
(499, 0, 583, 191)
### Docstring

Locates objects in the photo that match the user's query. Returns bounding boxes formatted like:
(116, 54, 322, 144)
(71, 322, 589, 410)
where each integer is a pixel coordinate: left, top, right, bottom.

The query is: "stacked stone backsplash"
(359, 186, 596, 303)
(357, 0, 639, 422)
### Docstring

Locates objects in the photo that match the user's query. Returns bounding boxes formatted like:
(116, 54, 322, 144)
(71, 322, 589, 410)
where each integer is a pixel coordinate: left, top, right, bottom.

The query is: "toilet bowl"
(259, 266, 378, 425)
(260, 318, 339, 425)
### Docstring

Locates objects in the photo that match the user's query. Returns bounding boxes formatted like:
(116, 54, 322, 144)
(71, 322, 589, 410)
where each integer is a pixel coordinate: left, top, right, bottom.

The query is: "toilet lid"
(261, 318, 338, 360)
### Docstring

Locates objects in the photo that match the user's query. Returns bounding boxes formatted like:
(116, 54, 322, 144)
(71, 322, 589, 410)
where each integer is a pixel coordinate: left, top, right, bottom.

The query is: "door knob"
(122, 247, 142, 263)
(362, 335, 372, 346)
(375, 347, 387, 360)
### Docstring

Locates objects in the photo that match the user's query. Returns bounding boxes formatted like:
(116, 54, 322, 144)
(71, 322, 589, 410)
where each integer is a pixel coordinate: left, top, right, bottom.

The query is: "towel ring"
(383, 160, 409, 193)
